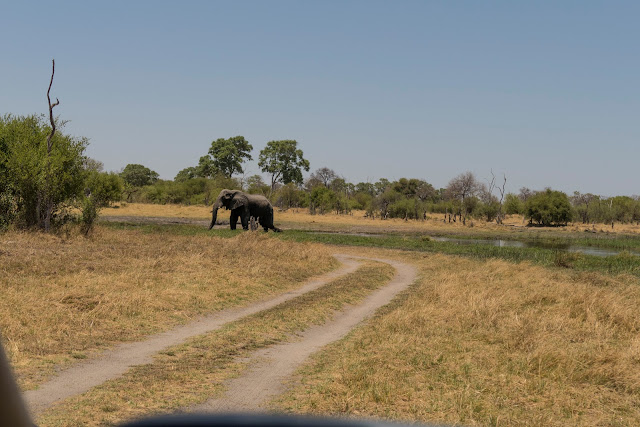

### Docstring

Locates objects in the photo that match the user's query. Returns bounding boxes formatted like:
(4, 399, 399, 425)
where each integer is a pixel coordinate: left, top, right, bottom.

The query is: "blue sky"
(2, 1, 638, 196)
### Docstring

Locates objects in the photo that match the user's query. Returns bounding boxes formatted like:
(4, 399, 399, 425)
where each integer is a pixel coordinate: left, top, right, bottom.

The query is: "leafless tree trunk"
(487, 170, 507, 224)
(41, 59, 60, 231)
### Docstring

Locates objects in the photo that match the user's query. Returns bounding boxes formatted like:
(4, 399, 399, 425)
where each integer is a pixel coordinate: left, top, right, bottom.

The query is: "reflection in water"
(422, 236, 639, 257)
(310, 231, 639, 258)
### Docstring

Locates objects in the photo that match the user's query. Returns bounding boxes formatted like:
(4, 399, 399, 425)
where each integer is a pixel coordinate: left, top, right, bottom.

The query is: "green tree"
(0, 114, 87, 229)
(355, 182, 376, 197)
(258, 140, 310, 192)
(245, 174, 270, 196)
(208, 136, 253, 178)
(194, 155, 216, 178)
(120, 164, 159, 187)
(174, 166, 197, 182)
(374, 178, 391, 195)
(309, 186, 336, 214)
(524, 189, 573, 226)
(80, 171, 124, 234)
(504, 193, 523, 215)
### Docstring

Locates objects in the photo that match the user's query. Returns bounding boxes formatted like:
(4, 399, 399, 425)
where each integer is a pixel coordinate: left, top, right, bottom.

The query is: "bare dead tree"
(42, 59, 60, 231)
(46, 60, 60, 153)
(310, 167, 338, 187)
(487, 170, 507, 224)
(446, 172, 482, 225)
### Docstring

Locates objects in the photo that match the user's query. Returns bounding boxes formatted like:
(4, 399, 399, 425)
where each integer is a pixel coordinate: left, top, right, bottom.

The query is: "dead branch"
(46, 59, 59, 153)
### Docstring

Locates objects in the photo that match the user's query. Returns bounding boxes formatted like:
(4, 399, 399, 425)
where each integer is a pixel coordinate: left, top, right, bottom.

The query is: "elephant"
(209, 189, 282, 232)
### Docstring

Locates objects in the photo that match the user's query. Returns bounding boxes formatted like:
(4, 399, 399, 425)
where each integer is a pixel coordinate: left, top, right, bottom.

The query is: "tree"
(571, 191, 597, 224)
(120, 164, 159, 187)
(486, 170, 507, 224)
(446, 172, 484, 225)
(309, 186, 336, 215)
(374, 178, 390, 195)
(258, 140, 310, 193)
(415, 181, 436, 202)
(304, 175, 324, 191)
(310, 167, 337, 187)
(245, 174, 270, 196)
(84, 158, 104, 172)
(0, 114, 87, 229)
(524, 188, 573, 226)
(208, 136, 253, 178)
(81, 171, 124, 235)
(355, 182, 376, 197)
(504, 193, 523, 215)
(194, 155, 216, 178)
(174, 166, 197, 182)
(519, 187, 534, 202)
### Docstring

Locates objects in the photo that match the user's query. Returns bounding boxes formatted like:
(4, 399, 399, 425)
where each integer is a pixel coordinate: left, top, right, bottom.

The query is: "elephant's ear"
(230, 192, 248, 210)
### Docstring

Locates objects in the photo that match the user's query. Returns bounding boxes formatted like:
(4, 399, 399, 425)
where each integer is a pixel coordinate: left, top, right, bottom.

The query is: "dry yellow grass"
(101, 203, 640, 235)
(36, 262, 395, 426)
(277, 247, 640, 426)
(0, 226, 335, 389)
(101, 203, 211, 220)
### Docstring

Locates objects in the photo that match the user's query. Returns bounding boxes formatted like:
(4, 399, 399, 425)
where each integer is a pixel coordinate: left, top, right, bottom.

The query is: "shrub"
(0, 114, 87, 229)
(525, 189, 573, 226)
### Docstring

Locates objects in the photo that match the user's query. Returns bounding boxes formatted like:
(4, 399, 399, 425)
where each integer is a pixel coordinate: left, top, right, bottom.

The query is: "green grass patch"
(101, 222, 640, 277)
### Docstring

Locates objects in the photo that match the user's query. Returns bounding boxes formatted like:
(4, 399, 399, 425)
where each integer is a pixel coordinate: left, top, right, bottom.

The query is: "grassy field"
(101, 202, 640, 236)
(101, 221, 640, 278)
(277, 247, 640, 426)
(0, 227, 336, 389)
(6, 203, 640, 426)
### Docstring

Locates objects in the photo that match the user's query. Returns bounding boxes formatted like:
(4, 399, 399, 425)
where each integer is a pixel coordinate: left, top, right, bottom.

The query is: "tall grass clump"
(278, 253, 640, 426)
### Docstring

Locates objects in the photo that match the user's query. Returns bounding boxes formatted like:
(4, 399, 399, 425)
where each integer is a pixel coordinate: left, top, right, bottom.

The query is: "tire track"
(189, 255, 417, 413)
(23, 255, 362, 416)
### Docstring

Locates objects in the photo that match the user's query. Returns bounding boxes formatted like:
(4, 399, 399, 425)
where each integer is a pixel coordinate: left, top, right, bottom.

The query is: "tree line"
(1, 59, 637, 232)
(119, 136, 640, 228)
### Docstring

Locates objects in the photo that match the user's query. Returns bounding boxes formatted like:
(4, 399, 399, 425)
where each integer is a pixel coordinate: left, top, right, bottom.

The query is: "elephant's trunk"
(209, 200, 222, 230)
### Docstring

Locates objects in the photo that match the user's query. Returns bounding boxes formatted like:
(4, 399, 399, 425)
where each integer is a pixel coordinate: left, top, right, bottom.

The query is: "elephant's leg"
(229, 211, 239, 230)
(262, 213, 281, 232)
(255, 216, 267, 232)
(240, 211, 249, 230)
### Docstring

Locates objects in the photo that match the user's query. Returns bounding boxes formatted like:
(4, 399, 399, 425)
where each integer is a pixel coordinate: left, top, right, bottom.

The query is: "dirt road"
(23, 254, 417, 418)
(190, 256, 417, 413)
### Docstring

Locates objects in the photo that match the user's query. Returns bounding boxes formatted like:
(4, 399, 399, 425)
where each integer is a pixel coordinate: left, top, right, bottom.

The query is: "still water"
(311, 232, 639, 258)
(428, 236, 639, 258)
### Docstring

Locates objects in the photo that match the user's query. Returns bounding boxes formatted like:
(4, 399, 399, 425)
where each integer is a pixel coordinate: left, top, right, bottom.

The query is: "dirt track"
(190, 256, 417, 413)
(23, 254, 417, 418)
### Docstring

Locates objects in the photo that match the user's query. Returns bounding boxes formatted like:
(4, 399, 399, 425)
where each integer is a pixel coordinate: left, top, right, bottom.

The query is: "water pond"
(429, 236, 640, 258)
(310, 231, 639, 258)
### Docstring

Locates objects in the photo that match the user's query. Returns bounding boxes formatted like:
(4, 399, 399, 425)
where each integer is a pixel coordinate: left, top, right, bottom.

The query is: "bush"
(504, 193, 523, 215)
(309, 186, 336, 214)
(0, 114, 87, 229)
(525, 189, 573, 226)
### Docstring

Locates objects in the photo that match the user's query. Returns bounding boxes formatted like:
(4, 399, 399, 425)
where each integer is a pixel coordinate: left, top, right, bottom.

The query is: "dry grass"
(36, 262, 395, 426)
(101, 203, 211, 220)
(102, 203, 640, 235)
(277, 247, 640, 426)
(0, 226, 335, 389)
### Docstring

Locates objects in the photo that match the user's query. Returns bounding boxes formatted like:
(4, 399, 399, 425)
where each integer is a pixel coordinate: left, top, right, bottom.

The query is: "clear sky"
(2, 1, 638, 196)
